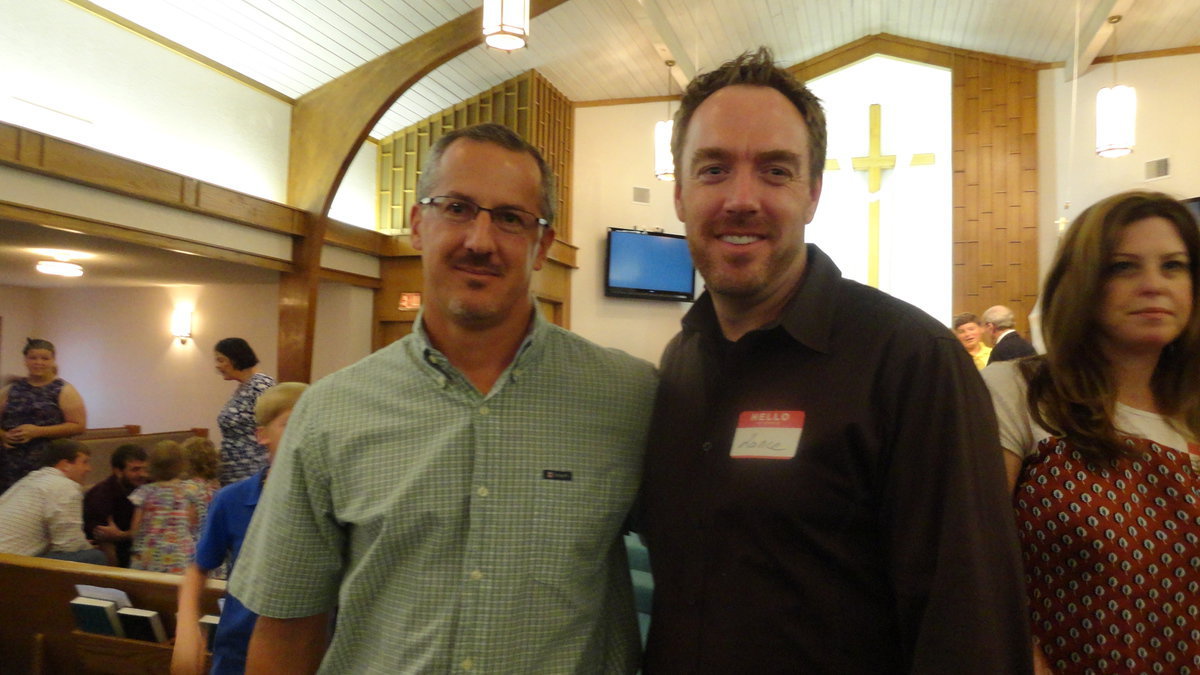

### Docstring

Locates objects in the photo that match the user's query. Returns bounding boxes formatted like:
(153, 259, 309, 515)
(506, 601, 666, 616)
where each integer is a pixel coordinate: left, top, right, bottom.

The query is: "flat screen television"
(605, 228, 695, 302)
(1183, 196, 1200, 223)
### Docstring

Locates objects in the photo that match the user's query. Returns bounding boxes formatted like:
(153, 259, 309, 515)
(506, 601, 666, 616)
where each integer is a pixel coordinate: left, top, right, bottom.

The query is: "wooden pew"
(0, 553, 224, 674)
(79, 428, 209, 489)
(77, 426, 143, 440)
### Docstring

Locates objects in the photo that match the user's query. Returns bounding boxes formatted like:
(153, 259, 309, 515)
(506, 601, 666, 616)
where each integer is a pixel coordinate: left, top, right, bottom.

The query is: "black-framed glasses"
(418, 196, 548, 235)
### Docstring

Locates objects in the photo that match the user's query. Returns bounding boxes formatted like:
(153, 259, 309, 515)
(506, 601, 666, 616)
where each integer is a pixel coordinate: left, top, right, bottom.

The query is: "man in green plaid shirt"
(232, 123, 656, 674)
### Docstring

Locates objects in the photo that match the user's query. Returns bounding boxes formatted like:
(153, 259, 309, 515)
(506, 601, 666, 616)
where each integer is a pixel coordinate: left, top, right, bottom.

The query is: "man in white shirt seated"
(0, 439, 106, 564)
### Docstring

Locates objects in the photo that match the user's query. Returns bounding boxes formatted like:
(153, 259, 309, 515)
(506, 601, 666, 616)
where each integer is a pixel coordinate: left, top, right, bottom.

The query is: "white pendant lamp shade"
(654, 119, 675, 181)
(1096, 84, 1136, 158)
(1095, 15, 1135, 158)
(482, 0, 530, 51)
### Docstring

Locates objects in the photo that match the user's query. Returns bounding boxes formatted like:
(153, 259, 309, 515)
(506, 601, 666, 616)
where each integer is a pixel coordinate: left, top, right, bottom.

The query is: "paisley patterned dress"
(216, 372, 275, 485)
(0, 378, 67, 494)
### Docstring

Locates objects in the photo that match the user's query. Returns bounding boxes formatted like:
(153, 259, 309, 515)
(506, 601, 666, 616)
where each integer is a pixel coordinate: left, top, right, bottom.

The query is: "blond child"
(172, 382, 307, 675)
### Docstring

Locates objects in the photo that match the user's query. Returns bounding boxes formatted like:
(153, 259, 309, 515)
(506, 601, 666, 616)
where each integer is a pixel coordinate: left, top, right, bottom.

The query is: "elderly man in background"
(0, 439, 106, 565)
(983, 304, 1038, 363)
(83, 443, 148, 567)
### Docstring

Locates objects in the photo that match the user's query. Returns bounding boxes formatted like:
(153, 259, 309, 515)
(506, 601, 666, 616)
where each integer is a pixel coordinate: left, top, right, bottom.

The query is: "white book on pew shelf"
(118, 607, 168, 643)
(74, 584, 132, 609)
(70, 596, 125, 638)
(200, 614, 221, 652)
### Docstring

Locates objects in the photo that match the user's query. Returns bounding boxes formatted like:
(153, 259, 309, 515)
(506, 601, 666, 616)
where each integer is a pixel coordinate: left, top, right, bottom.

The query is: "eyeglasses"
(418, 196, 548, 235)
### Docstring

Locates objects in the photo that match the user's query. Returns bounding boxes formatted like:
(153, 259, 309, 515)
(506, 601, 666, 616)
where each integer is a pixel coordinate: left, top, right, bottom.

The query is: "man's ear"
(410, 204, 425, 251)
(674, 180, 685, 222)
(532, 226, 555, 271)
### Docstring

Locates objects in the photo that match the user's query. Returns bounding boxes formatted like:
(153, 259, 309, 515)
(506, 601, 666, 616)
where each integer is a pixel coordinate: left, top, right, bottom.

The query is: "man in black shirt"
(639, 47, 1032, 673)
(83, 443, 147, 566)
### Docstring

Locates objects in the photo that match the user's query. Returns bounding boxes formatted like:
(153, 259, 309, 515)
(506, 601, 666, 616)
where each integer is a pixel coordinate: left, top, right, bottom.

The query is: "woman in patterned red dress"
(984, 191, 1200, 674)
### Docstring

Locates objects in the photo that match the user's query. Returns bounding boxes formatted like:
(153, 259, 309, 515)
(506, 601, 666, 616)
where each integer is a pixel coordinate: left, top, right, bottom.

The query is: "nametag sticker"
(543, 470, 573, 481)
(730, 410, 804, 460)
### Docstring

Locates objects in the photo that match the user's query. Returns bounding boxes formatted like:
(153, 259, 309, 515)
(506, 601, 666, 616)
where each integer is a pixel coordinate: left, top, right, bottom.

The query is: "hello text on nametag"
(729, 410, 804, 460)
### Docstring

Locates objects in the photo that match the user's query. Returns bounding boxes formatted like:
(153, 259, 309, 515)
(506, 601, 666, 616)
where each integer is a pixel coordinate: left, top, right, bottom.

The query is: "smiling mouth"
(456, 265, 501, 278)
(719, 234, 764, 245)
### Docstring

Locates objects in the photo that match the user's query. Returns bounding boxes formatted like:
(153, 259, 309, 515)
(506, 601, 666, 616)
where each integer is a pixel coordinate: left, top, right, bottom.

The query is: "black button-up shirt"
(641, 245, 1031, 674)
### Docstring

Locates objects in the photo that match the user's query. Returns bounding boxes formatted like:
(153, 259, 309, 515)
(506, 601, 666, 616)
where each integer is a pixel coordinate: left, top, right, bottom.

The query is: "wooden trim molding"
(0, 121, 305, 237)
(0, 200, 293, 273)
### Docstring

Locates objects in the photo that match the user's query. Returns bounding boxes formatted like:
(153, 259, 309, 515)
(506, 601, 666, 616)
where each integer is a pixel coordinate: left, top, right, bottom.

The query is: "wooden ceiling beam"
(1064, 0, 1138, 81)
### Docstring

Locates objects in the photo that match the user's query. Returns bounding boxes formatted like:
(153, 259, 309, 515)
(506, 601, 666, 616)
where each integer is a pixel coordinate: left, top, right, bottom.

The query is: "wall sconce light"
(171, 306, 193, 344)
(482, 0, 530, 51)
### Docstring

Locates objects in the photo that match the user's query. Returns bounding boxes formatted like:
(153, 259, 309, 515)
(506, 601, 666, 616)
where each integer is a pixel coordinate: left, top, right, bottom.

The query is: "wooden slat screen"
(376, 70, 573, 241)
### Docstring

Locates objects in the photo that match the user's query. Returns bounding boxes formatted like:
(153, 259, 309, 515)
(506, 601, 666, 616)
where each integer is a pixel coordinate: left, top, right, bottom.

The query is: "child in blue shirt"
(172, 382, 307, 675)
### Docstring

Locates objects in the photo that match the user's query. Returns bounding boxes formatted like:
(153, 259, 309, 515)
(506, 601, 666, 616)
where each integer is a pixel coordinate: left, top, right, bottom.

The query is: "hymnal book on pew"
(118, 607, 167, 643)
(200, 614, 220, 652)
(70, 596, 125, 638)
(74, 584, 132, 609)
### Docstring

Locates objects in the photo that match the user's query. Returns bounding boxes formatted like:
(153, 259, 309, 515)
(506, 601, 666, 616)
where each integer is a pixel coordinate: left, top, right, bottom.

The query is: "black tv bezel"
(604, 228, 695, 302)
(1183, 196, 1200, 221)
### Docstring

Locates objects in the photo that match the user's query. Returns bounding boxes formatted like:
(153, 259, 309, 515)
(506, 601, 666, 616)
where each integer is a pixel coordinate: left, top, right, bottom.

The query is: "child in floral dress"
(128, 440, 207, 574)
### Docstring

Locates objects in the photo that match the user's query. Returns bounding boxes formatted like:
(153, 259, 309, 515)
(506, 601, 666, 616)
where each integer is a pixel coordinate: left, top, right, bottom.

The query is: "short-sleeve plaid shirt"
(232, 312, 657, 673)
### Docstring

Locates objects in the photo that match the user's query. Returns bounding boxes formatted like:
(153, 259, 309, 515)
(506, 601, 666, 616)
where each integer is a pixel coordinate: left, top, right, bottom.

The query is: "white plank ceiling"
(66, 0, 1200, 140)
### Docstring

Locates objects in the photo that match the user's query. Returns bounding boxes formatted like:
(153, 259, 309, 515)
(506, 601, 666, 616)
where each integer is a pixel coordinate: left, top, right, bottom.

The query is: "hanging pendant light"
(1096, 15, 1136, 158)
(482, 0, 530, 51)
(654, 60, 676, 181)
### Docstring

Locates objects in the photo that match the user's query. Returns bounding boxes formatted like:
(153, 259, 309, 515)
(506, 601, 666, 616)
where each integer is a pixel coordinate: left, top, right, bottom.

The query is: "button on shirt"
(232, 311, 657, 673)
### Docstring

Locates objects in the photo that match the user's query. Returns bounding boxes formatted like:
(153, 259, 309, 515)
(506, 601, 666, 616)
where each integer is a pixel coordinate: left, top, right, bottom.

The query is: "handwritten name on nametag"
(730, 410, 804, 460)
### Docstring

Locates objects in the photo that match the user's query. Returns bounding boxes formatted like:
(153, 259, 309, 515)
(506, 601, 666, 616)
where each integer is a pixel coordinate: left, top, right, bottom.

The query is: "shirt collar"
(681, 244, 841, 354)
(409, 306, 548, 390)
(245, 469, 268, 506)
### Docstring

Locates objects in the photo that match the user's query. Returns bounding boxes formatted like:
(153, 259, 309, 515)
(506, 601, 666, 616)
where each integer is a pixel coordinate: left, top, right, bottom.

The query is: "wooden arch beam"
(279, 0, 571, 382)
(288, 0, 572, 217)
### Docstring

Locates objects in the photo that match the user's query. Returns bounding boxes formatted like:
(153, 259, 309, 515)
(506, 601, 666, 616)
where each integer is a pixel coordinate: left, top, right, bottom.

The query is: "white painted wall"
(312, 283, 375, 381)
(0, 286, 38, 380)
(31, 284, 279, 438)
(1040, 53, 1200, 276)
(0, 0, 376, 228)
(0, 279, 375, 436)
(330, 143, 381, 230)
(1, 0, 289, 203)
(570, 102, 692, 365)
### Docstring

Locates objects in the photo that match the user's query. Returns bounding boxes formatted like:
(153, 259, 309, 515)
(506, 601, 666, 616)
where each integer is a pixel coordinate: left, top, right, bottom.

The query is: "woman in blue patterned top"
(0, 338, 87, 494)
(213, 338, 275, 486)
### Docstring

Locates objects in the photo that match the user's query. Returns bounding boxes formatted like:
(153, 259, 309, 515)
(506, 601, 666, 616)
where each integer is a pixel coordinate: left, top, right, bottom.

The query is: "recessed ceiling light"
(28, 248, 94, 261)
(36, 260, 84, 277)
